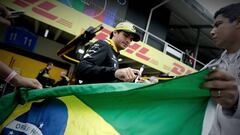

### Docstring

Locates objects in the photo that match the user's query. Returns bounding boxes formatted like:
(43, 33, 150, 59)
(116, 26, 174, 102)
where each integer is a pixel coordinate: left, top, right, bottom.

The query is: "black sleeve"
(75, 41, 116, 81)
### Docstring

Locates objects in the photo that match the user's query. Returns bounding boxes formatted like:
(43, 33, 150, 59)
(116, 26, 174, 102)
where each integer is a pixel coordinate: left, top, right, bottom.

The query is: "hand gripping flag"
(0, 70, 210, 135)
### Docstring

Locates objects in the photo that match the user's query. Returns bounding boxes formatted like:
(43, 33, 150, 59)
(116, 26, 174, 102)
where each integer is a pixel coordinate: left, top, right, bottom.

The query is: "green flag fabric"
(0, 70, 210, 135)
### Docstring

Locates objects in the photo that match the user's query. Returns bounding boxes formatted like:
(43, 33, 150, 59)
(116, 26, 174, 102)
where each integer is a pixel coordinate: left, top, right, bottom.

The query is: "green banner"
(0, 70, 210, 135)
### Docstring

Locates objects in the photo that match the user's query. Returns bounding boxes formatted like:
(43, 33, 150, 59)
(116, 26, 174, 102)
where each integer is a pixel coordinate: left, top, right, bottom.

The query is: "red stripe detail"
(171, 63, 184, 75)
(136, 47, 150, 60)
(38, 1, 56, 11)
(139, 47, 149, 54)
(101, 28, 111, 34)
(95, 14, 104, 22)
(32, 7, 57, 20)
(125, 49, 134, 54)
(95, 33, 108, 40)
(13, 0, 29, 8)
(23, 0, 41, 4)
(136, 53, 150, 61)
(128, 43, 140, 50)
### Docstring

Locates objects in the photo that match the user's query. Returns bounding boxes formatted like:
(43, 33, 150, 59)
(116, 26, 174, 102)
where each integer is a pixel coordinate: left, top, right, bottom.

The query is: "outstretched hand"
(114, 67, 140, 82)
(201, 69, 239, 109)
(12, 75, 43, 89)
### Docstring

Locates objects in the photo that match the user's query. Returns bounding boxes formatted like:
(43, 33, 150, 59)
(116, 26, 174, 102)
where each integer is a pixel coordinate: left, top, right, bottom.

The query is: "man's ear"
(112, 30, 119, 37)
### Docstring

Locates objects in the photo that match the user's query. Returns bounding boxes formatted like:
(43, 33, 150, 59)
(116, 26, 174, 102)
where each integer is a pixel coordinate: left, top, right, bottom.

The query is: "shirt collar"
(105, 38, 119, 53)
(220, 49, 240, 62)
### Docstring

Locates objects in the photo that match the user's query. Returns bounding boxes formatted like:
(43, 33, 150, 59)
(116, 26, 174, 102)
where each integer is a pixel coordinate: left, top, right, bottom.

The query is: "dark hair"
(110, 32, 114, 39)
(214, 3, 240, 22)
(109, 30, 122, 39)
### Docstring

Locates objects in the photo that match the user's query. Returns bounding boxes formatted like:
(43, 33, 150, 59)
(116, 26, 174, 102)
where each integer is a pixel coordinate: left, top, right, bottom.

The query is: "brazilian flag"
(0, 70, 210, 135)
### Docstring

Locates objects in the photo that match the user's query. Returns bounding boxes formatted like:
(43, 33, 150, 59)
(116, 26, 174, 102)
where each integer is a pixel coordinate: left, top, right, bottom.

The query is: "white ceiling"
(197, 0, 240, 15)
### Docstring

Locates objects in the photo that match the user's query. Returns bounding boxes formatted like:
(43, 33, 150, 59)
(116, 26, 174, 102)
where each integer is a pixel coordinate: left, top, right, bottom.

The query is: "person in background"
(75, 21, 141, 84)
(36, 62, 54, 87)
(184, 49, 194, 67)
(54, 72, 69, 87)
(201, 3, 240, 135)
(0, 4, 11, 26)
(0, 5, 42, 92)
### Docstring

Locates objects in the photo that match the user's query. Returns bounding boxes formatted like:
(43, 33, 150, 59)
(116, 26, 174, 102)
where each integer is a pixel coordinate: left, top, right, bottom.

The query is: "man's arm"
(75, 42, 116, 81)
(75, 41, 140, 83)
(0, 61, 42, 89)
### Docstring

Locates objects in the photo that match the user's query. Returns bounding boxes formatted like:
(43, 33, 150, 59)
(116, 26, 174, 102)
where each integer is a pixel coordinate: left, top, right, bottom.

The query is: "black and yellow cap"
(114, 21, 140, 42)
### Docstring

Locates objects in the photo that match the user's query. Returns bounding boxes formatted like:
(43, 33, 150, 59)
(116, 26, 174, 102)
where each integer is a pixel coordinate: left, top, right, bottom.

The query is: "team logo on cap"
(131, 25, 136, 32)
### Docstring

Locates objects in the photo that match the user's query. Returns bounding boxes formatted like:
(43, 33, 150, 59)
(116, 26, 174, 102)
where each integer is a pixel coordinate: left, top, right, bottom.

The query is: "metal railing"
(131, 21, 206, 70)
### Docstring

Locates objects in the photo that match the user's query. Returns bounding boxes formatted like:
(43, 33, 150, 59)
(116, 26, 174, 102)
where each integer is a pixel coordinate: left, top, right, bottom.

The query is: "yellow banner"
(1, 0, 196, 76)
(120, 42, 197, 76)
(0, 0, 112, 36)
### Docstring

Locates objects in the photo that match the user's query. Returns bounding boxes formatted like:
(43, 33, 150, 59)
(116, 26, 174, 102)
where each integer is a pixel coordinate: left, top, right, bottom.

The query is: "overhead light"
(44, 29, 49, 37)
